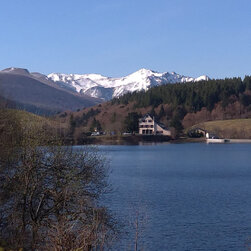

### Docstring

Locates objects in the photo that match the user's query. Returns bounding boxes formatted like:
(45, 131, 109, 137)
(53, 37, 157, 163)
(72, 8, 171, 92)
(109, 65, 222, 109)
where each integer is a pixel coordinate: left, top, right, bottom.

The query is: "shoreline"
(228, 139, 251, 143)
(76, 135, 205, 145)
(74, 135, 251, 145)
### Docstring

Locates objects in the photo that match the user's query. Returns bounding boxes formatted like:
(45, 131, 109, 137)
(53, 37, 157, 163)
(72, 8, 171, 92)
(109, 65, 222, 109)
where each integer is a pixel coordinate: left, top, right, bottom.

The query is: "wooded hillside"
(56, 76, 251, 142)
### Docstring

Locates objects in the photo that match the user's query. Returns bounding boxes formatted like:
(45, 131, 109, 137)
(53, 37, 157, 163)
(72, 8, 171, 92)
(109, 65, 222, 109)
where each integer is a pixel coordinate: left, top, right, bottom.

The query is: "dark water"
(99, 143, 251, 250)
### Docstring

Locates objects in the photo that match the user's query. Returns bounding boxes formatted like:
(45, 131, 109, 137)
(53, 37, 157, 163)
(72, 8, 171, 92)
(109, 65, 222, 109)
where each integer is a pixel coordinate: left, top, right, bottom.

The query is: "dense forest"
(110, 76, 251, 132)
(112, 76, 251, 113)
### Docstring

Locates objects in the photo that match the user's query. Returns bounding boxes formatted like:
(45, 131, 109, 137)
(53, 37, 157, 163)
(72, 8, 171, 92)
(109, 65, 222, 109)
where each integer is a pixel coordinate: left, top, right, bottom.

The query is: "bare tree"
(0, 111, 117, 250)
(126, 205, 148, 251)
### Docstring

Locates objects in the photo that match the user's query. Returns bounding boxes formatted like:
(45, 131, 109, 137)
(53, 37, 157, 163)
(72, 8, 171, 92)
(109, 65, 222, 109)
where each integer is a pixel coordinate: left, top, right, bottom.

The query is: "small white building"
(206, 132, 219, 139)
(138, 114, 171, 136)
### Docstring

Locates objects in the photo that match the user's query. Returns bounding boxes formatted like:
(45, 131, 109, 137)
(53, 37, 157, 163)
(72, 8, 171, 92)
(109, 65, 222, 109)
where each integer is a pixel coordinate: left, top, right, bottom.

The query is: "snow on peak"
(195, 75, 210, 82)
(47, 69, 209, 101)
(135, 68, 156, 74)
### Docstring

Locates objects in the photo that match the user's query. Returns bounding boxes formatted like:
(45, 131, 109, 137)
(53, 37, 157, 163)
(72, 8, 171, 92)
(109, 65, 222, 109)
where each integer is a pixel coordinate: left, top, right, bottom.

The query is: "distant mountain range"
(48, 68, 210, 101)
(0, 67, 209, 114)
(0, 68, 100, 115)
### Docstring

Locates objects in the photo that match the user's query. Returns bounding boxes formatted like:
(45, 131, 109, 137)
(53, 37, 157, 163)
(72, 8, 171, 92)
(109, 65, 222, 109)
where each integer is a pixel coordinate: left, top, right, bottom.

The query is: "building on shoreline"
(138, 114, 171, 136)
(187, 128, 207, 138)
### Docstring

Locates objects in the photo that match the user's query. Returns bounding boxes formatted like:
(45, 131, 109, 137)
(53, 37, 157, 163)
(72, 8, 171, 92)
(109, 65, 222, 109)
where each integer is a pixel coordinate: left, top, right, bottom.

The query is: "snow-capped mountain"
(48, 69, 209, 101)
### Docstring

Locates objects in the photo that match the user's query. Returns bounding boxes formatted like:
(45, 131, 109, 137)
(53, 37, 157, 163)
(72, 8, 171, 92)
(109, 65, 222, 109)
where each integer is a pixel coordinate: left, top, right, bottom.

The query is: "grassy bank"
(190, 119, 251, 139)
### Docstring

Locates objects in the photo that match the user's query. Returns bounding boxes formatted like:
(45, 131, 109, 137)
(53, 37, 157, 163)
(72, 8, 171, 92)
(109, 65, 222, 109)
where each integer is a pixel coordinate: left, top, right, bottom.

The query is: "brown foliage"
(183, 101, 251, 129)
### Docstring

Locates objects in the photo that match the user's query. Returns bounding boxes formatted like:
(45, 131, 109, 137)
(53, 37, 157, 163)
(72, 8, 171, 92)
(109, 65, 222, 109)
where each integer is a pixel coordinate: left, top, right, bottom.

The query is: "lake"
(96, 143, 251, 250)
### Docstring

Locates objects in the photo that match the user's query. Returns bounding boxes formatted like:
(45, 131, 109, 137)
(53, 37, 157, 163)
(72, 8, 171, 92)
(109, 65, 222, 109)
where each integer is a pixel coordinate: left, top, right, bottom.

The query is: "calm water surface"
(98, 143, 251, 250)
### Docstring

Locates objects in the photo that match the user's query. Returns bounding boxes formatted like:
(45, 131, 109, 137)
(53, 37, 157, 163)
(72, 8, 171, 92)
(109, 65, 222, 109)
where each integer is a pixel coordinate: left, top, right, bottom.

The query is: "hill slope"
(190, 119, 251, 139)
(0, 68, 100, 115)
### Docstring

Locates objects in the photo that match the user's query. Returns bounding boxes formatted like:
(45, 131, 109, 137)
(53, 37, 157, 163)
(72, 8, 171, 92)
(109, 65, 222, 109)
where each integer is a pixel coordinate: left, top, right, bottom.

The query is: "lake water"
(99, 143, 251, 250)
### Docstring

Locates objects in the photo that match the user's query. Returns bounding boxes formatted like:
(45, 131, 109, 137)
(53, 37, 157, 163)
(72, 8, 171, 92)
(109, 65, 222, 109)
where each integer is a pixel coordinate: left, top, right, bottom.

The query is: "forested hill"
(57, 76, 251, 142)
(112, 76, 251, 113)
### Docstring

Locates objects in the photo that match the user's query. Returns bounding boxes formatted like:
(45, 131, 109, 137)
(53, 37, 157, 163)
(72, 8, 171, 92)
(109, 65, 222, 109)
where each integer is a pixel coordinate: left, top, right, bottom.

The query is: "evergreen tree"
(169, 116, 184, 133)
(158, 105, 165, 119)
(69, 114, 76, 135)
(90, 118, 102, 132)
(124, 112, 140, 133)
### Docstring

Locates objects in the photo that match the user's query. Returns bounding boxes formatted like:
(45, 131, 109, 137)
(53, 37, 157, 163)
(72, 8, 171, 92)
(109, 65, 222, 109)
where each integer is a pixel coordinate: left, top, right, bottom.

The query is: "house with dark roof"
(138, 114, 171, 136)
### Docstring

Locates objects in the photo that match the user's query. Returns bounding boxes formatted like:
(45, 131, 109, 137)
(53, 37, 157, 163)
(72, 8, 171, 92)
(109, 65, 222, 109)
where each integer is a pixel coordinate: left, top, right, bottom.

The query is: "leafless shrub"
(0, 110, 117, 250)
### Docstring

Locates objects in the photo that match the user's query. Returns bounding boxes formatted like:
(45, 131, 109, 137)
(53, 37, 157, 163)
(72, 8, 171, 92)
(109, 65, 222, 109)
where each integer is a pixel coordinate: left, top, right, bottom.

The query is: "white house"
(206, 132, 219, 139)
(138, 114, 171, 136)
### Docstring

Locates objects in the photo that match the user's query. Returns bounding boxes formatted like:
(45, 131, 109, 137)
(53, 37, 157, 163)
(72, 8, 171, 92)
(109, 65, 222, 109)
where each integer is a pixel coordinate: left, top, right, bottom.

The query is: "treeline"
(68, 108, 103, 142)
(112, 76, 251, 113)
(68, 108, 101, 127)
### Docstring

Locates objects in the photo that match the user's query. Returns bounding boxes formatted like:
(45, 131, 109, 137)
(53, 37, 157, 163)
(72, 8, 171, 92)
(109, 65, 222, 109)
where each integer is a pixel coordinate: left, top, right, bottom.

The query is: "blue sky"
(0, 0, 250, 78)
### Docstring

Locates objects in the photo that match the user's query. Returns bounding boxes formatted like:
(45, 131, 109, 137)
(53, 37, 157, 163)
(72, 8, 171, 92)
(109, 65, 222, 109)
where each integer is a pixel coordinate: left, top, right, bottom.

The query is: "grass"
(6, 109, 46, 123)
(190, 118, 251, 139)
(2, 108, 67, 132)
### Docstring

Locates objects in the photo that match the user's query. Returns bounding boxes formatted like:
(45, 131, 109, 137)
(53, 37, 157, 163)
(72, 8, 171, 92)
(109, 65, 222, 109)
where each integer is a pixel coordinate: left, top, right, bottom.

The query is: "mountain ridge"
(48, 69, 210, 101)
